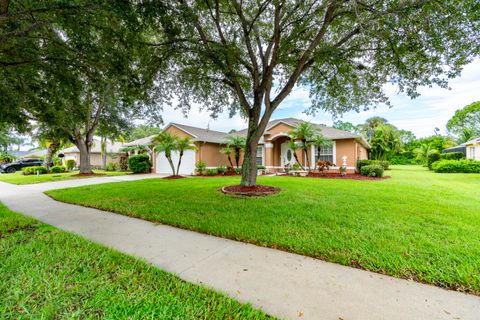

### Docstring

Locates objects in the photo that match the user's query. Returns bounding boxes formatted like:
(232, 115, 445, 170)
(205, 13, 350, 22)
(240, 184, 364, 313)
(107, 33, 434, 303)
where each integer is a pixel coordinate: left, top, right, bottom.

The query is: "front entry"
(280, 142, 294, 166)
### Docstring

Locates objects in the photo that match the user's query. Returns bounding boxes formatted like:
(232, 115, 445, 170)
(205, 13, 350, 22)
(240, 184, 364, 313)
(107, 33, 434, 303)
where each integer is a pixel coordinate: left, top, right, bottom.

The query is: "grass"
(0, 202, 270, 319)
(47, 166, 480, 294)
(0, 170, 128, 185)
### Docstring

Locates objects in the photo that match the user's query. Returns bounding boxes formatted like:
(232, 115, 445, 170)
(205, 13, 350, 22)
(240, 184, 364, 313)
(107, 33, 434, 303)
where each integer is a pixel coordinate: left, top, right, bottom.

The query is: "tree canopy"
(140, 0, 480, 185)
(447, 101, 480, 142)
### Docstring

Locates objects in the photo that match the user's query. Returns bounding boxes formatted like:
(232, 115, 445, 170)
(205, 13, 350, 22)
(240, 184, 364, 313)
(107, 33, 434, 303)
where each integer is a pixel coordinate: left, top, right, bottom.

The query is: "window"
(316, 145, 334, 163)
(256, 146, 263, 165)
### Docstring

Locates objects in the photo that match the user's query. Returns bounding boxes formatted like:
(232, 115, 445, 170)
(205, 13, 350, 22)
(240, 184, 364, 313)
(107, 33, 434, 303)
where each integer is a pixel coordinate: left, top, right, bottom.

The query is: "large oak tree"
(0, 0, 161, 173)
(142, 0, 479, 186)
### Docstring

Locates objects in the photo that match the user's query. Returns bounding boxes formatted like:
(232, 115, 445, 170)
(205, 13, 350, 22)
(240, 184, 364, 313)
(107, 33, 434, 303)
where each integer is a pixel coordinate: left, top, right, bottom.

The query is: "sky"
(159, 58, 480, 138)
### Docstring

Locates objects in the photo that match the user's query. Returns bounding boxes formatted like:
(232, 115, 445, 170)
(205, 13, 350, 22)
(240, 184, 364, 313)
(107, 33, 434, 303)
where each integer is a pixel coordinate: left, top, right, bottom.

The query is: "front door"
(280, 142, 293, 167)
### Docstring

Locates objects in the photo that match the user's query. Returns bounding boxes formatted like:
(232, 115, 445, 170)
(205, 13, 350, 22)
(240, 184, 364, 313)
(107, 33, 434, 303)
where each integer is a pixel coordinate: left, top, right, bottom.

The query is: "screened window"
(256, 146, 263, 165)
(316, 145, 334, 163)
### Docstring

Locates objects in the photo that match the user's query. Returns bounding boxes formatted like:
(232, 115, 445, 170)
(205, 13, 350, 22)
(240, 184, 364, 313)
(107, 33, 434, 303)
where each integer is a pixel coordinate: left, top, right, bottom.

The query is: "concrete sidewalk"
(0, 177, 479, 320)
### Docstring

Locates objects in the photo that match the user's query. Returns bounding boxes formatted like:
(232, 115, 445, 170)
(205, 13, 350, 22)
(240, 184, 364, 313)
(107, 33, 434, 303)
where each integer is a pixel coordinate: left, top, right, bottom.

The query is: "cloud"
(141, 59, 480, 138)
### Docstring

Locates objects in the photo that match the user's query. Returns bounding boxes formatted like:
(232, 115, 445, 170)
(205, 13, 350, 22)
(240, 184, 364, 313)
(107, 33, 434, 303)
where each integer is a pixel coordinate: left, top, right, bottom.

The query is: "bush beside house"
(356, 160, 390, 172)
(432, 160, 480, 173)
(360, 164, 384, 177)
(128, 154, 151, 173)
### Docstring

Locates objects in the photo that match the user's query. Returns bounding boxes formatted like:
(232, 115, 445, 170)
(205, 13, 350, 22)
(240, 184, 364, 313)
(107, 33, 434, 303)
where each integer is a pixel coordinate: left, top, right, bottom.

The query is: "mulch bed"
(163, 175, 186, 179)
(221, 185, 280, 197)
(306, 172, 390, 180)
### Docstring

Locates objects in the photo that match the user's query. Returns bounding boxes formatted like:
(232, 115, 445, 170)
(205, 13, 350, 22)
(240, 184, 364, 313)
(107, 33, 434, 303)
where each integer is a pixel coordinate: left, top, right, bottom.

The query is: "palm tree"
(220, 145, 234, 168)
(175, 137, 196, 175)
(414, 142, 437, 166)
(153, 132, 177, 175)
(312, 133, 332, 170)
(287, 140, 304, 170)
(224, 135, 246, 168)
(289, 122, 317, 170)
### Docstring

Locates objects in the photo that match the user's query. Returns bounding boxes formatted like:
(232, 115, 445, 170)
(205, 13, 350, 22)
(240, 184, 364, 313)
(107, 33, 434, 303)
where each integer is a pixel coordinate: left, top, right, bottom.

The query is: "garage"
(156, 150, 196, 175)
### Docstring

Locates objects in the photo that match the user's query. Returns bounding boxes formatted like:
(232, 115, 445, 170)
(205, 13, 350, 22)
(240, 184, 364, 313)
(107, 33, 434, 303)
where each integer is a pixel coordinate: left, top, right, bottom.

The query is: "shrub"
(119, 156, 129, 171)
(360, 164, 384, 177)
(0, 152, 16, 163)
(357, 159, 390, 171)
(65, 159, 75, 171)
(292, 163, 301, 170)
(257, 165, 266, 169)
(432, 160, 480, 173)
(50, 165, 66, 173)
(440, 152, 464, 161)
(22, 166, 48, 175)
(216, 165, 227, 174)
(235, 167, 242, 174)
(205, 168, 218, 176)
(128, 154, 151, 173)
(195, 160, 206, 174)
(427, 150, 441, 170)
(106, 162, 118, 171)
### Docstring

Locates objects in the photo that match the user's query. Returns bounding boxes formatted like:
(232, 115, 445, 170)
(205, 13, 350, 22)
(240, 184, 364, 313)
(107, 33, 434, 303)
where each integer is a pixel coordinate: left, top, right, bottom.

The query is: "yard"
(0, 170, 128, 185)
(47, 166, 480, 294)
(0, 203, 269, 319)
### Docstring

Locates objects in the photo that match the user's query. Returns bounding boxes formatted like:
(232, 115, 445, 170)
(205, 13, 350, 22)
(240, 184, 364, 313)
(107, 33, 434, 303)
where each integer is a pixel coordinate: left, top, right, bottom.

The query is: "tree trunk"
(241, 139, 258, 186)
(43, 141, 59, 169)
(176, 151, 183, 176)
(75, 139, 93, 174)
(166, 154, 176, 175)
(235, 149, 240, 168)
(227, 155, 234, 168)
(101, 137, 107, 170)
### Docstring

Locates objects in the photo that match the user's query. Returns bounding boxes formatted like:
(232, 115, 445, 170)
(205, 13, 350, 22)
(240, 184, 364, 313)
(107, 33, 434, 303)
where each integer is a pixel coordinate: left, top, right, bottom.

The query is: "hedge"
(427, 151, 441, 170)
(65, 159, 75, 171)
(128, 154, 151, 173)
(432, 160, 480, 173)
(22, 166, 48, 175)
(356, 160, 389, 172)
(50, 165, 66, 173)
(440, 152, 464, 161)
(360, 164, 384, 177)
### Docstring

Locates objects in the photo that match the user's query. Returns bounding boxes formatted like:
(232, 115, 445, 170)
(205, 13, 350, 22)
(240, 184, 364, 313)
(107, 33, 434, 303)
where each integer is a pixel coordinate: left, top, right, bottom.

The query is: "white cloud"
(143, 59, 480, 138)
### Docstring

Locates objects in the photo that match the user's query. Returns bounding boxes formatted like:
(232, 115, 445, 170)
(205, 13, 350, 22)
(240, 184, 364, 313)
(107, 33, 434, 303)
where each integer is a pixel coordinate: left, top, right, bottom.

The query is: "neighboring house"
(59, 140, 125, 168)
(19, 149, 48, 159)
(442, 145, 466, 157)
(151, 118, 370, 175)
(463, 137, 480, 160)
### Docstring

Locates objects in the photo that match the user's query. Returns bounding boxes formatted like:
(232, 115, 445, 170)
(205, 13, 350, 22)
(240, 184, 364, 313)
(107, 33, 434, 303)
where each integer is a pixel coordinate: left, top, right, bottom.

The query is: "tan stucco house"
(464, 137, 480, 160)
(59, 139, 125, 169)
(150, 118, 370, 175)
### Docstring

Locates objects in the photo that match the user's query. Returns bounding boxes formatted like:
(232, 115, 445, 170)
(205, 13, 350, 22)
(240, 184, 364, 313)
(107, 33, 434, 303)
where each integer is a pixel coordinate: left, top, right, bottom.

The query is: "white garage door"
(156, 150, 196, 175)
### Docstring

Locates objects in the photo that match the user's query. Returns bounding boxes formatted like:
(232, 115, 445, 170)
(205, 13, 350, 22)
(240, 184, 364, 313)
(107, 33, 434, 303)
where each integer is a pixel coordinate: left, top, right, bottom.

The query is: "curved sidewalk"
(0, 177, 479, 320)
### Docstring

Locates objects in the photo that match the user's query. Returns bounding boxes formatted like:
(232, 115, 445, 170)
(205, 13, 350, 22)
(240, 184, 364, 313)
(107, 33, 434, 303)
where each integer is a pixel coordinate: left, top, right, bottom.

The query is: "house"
(59, 139, 125, 169)
(463, 137, 480, 160)
(442, 145, 466, 157)
(151, 118, 370, 175)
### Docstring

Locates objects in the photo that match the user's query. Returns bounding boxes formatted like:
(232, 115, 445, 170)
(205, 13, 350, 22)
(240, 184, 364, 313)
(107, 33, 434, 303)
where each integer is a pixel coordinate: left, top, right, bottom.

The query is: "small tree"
(312, 134, 333, 170)
(289, 122, 317, 171)
(220, 146, 234, 168)
(175, 137, 196, 176)
(287, 141, 304, 170)
(153, 132, 177, 175)
(414, 143, 437, 166)
(224, 135, 246, 168)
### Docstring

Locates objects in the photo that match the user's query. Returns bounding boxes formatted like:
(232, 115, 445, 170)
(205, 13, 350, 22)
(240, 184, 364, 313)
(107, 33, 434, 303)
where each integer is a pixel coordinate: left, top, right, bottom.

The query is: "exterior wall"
(62, 152, 120, 168)
(466, 143, 480, 160)
(164, 125, 194, 139)
(335, 139, 357, 167)
(264, 122, 294, 140)
(197, 142, 237, 167)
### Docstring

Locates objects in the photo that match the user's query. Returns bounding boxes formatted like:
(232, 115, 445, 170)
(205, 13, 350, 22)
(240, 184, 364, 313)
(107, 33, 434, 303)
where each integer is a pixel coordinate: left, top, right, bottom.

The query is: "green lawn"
(0, 203, 270, 319)
(0, 170, 128, 185)
(47, 166, 480, 294)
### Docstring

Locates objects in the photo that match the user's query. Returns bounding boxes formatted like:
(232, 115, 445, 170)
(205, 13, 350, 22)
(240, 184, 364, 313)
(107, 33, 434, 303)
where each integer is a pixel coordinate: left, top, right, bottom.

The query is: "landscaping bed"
(0, 203, 269, 319)
(221, 185, 280, 196)
(306, 172, 390, 180)
(47, 166, 480, 294)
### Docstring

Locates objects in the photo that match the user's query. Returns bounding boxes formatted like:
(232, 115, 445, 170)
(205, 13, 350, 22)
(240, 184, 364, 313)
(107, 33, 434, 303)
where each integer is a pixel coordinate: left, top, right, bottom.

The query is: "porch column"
(265, 142, 274, 170)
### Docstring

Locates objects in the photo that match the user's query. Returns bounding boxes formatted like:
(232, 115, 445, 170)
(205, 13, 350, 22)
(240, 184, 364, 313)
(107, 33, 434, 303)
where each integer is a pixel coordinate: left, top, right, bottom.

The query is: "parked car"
(0, 158, 46, 173)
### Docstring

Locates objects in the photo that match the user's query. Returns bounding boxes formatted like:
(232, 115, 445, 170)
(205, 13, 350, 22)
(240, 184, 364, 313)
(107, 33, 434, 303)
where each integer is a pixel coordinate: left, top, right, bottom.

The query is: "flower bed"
(221, 185, 280, 196)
